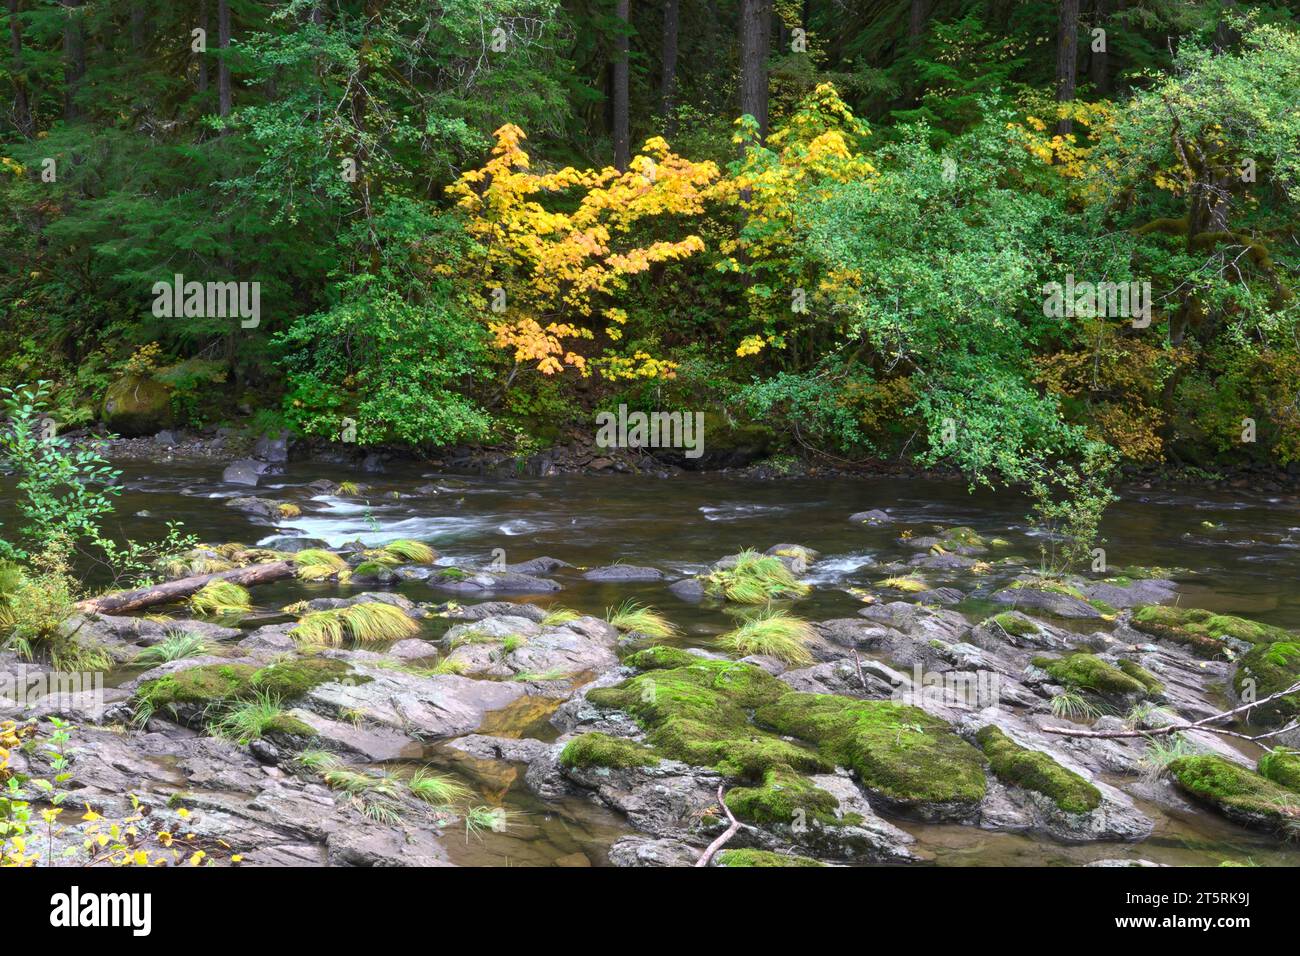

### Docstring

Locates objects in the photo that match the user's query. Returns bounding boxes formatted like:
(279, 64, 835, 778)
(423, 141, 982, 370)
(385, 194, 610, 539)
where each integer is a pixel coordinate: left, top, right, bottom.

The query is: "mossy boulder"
(975, 725, 1101, 815)
(1167, 755, 1300, 832)
(1131, 606, 1291, 659)
(559, 733, 660, 770)
(1257, 750, 1300, 792)
(1115, 659, 1164, 696)
(101, 374, 173, 436)
(1233, 641, 1300, 724)
(715, 848, 825, 867)
(1032, 653, 1151, 702)
(754, 693, 987, 817)
(137, 657, 355, 713)
(990, 611, 1040, 639)
(724, 767, 841, 827)
(586, 655, 830, 778)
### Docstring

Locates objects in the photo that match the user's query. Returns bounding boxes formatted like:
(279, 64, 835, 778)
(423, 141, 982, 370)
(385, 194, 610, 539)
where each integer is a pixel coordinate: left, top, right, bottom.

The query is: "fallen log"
(77, 561, 296, 615)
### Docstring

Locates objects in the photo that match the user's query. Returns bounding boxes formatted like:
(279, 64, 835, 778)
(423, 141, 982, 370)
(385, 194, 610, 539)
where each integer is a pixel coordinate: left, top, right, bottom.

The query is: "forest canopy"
(2, 0, 1299, 490)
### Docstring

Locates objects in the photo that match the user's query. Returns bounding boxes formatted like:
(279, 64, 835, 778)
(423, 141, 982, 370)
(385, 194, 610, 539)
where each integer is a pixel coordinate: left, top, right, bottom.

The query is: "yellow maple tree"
(448, 124, 720, 378)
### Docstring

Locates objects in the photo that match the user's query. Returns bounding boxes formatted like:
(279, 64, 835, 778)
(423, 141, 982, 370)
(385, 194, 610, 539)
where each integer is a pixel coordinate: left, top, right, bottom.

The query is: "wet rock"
(226, 495, 284, 519)
(443, 601, 549, 623)
(561, 757, 724, 841)
(387, 639, 439, 661)
(223, 458, 275, 486)
(779, 659, 901, 699)
(858, 601, 970, 644)
(19, 687, 132, 724)
(283, 708, 422, 761)
(1077, 578, 1178, 609)
(236, 624, 298, 657)
(77, 613, 241, 648)
(259, 535, 329, 552)
(503, 557, 573, 574)
(848, 510, 891, 525)
(253, 431, 290, 463)
(305, 591, 417, 613)
(582, 565, 664, 582)
(304, 667, 529, 739)
(430, 570, 562, 595)
(667, 578, 707, 602)
(445, 734, 552, 765)
(608, 836, 700, 867)
(990, 585, 1106, 620)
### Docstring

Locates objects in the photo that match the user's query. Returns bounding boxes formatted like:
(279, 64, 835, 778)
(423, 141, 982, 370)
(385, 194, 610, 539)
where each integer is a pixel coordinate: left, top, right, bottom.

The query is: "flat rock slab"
(305, 667, 529, 739)
(582, 565, 664, 582)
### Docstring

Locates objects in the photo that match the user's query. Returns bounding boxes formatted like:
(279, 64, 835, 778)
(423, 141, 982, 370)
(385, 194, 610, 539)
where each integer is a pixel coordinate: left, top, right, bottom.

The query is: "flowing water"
(7, 459, 1300, 866)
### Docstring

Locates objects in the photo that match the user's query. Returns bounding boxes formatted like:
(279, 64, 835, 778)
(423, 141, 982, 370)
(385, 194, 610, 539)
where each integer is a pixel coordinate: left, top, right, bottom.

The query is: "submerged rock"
(582, 565, 664, 582)
(430, 569, 562, 594)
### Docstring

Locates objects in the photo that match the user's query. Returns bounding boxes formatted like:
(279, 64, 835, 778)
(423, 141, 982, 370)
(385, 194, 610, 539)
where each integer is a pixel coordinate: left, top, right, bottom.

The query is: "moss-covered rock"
(586, 656, 830, 777)
(137, 662, 258, 710)
(1131, 606, 1291, 658)
(559, 733, 659, 770)
(1116, 659, 1164, 696)
(1233, 641, 1300, 725)
(754, 693, 987, 815)
(1032, 653, 1149, 700)
(1167, 755, 1300, 832)
(990, 611, 1040, 638)
(1257, 750, 1300, 792)
(101, 374, 173, 436)
(974, 725, 1101, 815)
(715, 848, 825, 867)
(137, 657, 354, 711)
(724, 767, 841, 827)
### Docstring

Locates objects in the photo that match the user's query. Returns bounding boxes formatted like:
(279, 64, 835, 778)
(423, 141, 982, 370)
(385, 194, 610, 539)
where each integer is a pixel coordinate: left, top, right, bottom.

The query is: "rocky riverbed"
(4, 460, 1300, 867)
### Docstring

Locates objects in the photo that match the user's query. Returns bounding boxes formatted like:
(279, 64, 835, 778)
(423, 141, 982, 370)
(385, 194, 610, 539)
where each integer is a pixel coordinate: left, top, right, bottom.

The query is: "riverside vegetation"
(3, 2, 1300, 867)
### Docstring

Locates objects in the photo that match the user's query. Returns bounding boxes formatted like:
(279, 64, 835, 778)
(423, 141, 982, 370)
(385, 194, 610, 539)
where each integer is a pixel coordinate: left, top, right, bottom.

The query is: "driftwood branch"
(76, 561, 296, 615)
(695, 785, 742, 868)
(1041, 680, 1300, 743)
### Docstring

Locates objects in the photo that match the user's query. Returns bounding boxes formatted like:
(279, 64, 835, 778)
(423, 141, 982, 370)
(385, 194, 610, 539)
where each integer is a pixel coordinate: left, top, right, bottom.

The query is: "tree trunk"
(613, 0, 631, 171)
(217, 0, 231, 128)
(76, 562, 296, 615)
(909, 0, 930, 40)
(660, 0, 678, 128)
(739, 0, 772, 144)
(61, 0, 85, 120)
(1087, 0, 1109, 95)
(1055, 0, 1080, 135)
(7, 0, 31, 136)
(197, 0, 208, 93)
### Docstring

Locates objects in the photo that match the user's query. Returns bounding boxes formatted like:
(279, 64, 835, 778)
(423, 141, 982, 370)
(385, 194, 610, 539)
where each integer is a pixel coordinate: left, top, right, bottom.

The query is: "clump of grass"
(501, 634, 527, 654)
(378, 539, 436, 565)
(134, 631, 209, 666)
(1050, 689, 1101, 721)
(704, 549, 811, 604)
(323, 766, 402, 797)
(211, 690, 309, 743)
(431, 657, 468, 675)
(1141, 734, 1197, 781)
(294, 749, 342, 773)
(290, 601, 420, 645)
(158, 551, 236, 579)
(407, 769, 471, 805)
(541, 606, 582, 626)
(188, 580, 252, 616)
(715, 609, 815, 666)
(606, 600, 678, 639)
(877, 575, 928, 593)
(293, 549, 352, 582)
(513, 668, 570, 682)
(464, 805, 524, 842)
(337, 481, 362, 496)
(277, 503, 302, 518)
